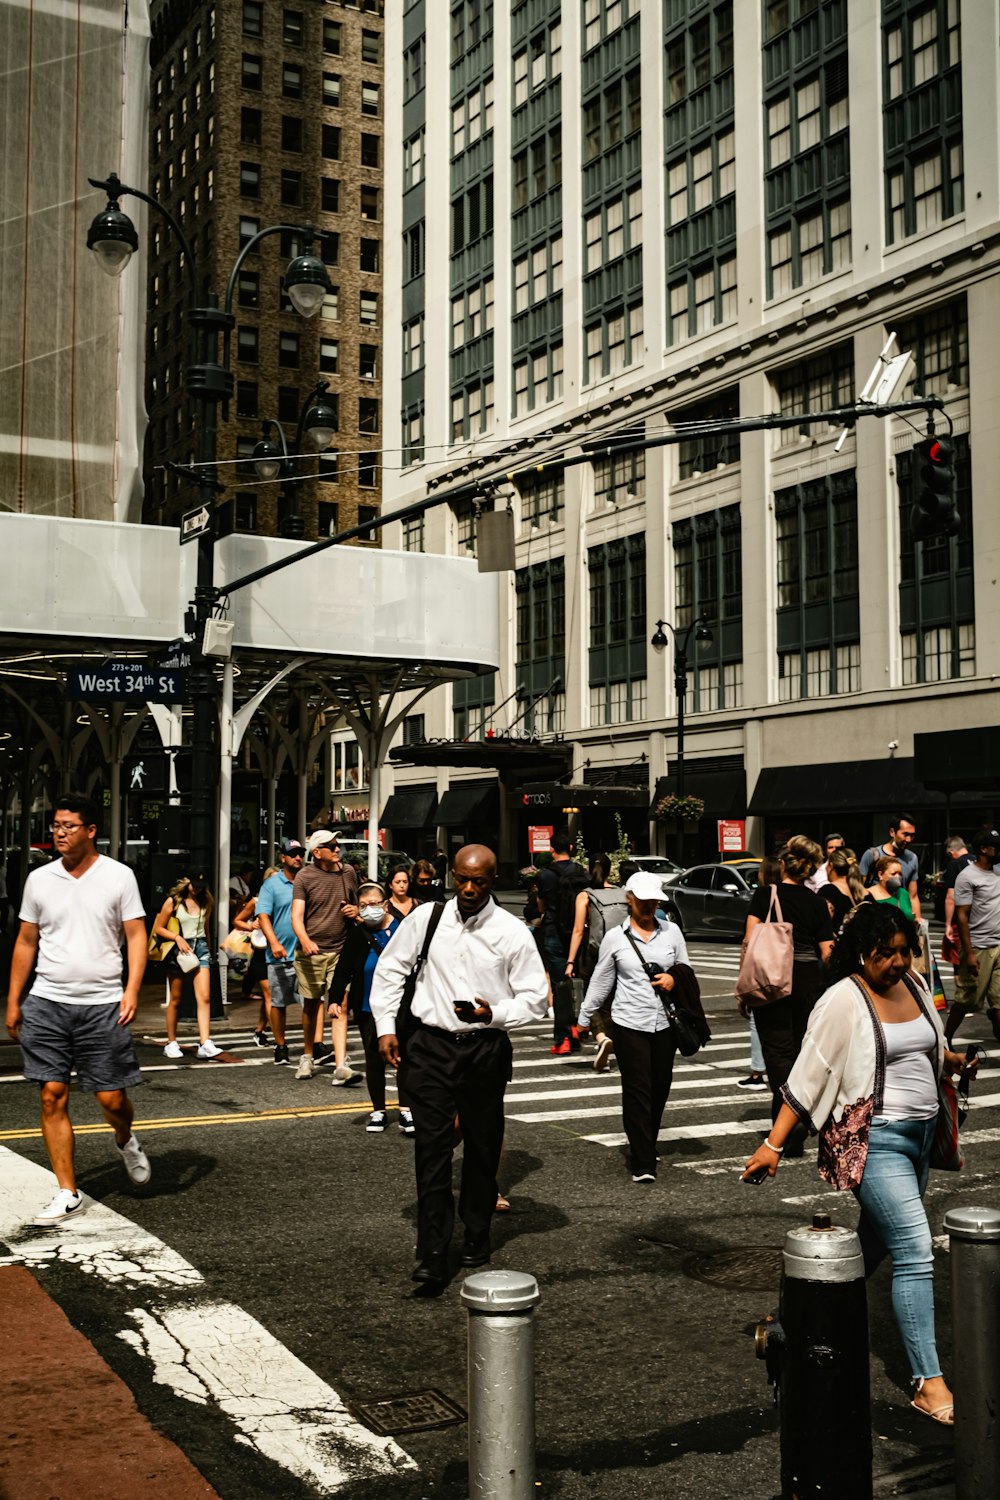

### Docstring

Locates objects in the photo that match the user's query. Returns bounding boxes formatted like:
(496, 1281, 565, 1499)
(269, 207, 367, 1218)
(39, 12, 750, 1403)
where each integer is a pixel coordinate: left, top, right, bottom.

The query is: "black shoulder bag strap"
(622, 923, 660, 982)
(396, 900, 446, 1039)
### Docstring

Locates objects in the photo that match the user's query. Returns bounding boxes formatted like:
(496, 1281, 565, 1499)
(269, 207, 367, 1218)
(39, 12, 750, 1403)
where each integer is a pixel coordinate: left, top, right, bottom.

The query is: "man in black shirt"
(536, 832, 588, 1056)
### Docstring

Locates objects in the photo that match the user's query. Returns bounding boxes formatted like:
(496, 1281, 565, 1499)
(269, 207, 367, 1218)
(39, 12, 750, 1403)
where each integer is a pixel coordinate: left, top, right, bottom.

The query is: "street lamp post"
(252, 382, 339, 540)
(85, 172, 332, 884)
(651, 613, 713, 820)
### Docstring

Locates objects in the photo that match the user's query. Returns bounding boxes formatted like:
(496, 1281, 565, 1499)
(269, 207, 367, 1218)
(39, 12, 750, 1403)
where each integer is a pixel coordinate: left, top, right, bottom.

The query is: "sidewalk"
(0, 1266, 220, 1499)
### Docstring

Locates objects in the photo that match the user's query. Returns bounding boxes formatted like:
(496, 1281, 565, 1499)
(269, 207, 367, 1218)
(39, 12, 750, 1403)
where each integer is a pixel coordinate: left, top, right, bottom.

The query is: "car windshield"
(636, 858, 680, 874)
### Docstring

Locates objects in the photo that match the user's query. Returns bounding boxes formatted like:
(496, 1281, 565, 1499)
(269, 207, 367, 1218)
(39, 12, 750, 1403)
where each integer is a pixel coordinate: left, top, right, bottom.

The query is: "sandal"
(910, 1379, 954, 1426)
(495, 1195, 511, 1212)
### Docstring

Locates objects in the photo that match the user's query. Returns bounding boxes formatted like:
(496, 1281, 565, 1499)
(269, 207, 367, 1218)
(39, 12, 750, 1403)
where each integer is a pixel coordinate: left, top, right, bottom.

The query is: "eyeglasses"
(51, 822, 86, 834)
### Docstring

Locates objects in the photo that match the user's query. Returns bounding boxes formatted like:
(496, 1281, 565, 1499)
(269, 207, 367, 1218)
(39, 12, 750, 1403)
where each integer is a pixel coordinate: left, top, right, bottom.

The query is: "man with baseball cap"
(255, 837, 305, 1065)
(947, 827, 1000, 1046)
(290, 830, 359, 1080)
(577, 871, 692, 1183)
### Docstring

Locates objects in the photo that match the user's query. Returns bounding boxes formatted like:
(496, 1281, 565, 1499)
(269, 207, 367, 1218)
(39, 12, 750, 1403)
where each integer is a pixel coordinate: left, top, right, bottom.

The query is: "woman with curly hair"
(743, 901, 976, 1425)
(741, 836, 834, 1151)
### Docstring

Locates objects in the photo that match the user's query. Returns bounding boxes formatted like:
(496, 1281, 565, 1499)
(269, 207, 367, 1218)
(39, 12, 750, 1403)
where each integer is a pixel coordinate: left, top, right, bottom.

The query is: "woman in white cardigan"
(743, 901, 976, 1426)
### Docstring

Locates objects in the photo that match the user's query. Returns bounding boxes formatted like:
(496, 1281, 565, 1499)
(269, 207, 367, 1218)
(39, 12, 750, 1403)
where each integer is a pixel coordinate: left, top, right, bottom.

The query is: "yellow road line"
(0, 1101, 372, 1142)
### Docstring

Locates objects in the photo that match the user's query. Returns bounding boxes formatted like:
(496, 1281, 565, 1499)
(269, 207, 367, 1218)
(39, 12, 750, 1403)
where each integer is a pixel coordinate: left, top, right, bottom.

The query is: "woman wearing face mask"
(153, 876, 220, 1060)
(866, 856, 916, 919)
(326, 882, 415, 1134)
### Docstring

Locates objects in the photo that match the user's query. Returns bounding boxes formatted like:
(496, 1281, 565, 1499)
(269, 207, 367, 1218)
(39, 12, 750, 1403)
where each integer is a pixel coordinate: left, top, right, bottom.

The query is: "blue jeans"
(853, 1115, 939, 1382)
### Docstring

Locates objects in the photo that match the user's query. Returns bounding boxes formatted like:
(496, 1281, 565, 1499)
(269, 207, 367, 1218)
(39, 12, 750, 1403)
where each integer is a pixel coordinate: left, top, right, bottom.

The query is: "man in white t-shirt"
(5, 793, 152, 1226)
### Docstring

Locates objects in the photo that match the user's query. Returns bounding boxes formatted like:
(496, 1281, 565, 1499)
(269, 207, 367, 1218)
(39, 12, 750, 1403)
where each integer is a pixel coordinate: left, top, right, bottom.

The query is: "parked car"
(659, 860, 760, 939)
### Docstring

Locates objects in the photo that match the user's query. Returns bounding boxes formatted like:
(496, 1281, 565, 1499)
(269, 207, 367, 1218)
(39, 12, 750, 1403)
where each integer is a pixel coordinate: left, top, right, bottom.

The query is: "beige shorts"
(954, 944, 1000, 1011)
(293, 950, 341, 1000)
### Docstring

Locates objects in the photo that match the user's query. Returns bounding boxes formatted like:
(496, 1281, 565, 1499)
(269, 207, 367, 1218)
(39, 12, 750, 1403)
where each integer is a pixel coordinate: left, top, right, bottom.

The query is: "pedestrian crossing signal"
(910, 436, 959, 542)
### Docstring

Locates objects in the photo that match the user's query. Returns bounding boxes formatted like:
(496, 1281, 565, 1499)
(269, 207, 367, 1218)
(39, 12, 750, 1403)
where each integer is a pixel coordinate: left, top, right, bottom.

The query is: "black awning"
(747, 756, 984, 816)
(379, 787, 438, 831)
(389, 738, 573, 776)
(914, 727, 1000, 793)
(436, 781, 500, 827)
(649, 768, 746, 819)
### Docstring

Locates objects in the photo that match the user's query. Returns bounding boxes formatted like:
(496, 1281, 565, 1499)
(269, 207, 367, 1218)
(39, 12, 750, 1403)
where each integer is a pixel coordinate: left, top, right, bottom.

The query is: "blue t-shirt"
(361, 916, 400, 1012)
(256, 870, 297, 957)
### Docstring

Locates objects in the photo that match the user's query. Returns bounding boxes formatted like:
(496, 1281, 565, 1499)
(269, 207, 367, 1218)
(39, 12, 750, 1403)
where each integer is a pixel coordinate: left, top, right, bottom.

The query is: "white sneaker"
(332, 1063, 355, 1085)
(117, 1133, 152, 1186)
(197, 1040, 222, 1059)
(32, 1188, 86, 1226)
(295, 1055, 316, 1079)
(163, 1040, 183, 1060)
(593, 1036, 614, 1073)
(366, 1110, 387, 1132)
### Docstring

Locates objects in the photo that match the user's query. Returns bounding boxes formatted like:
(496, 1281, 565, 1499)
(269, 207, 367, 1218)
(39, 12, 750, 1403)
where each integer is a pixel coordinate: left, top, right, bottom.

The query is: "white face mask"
(360, 906, 385, 927)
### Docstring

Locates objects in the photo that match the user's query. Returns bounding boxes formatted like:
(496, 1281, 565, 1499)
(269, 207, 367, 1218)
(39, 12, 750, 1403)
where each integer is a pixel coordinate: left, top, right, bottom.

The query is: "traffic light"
(910, 435, 960, 542)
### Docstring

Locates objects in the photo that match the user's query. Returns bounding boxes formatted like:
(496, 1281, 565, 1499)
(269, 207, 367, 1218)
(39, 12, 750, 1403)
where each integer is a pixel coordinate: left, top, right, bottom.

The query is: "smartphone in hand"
(453, 1001, 478, 1023)
(742, 1165, 771, 1185)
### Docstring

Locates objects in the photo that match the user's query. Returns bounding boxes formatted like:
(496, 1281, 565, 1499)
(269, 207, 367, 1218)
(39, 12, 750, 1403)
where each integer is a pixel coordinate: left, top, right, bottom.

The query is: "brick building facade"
(146, 0, 384, 542)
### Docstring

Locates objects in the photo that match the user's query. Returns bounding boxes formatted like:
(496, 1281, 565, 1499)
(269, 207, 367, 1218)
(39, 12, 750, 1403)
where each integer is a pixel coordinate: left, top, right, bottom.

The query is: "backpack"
(586, 888, 629, 971)
(551, 860, 591, 944)
(734, 885, 794, 1009)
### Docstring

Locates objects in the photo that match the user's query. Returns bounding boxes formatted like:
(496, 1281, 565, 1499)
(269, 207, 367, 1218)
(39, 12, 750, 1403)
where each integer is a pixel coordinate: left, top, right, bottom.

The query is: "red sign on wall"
(717, 819, 746, 853)
(529, 825, 554, 854)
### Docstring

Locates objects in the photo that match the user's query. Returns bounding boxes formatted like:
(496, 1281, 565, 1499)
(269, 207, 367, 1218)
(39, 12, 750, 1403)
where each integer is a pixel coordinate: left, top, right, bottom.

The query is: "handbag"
(553, 976, 583, 1030)
(396, 900, 445, 1044)
(735, 885, 794, 1009)
(621, 928, 705, 1057)
(221, 927, 254, 958)
(930, 1068, 972, 1172)
(147, 908, 180, 963)
(817, 1095, 875, 1190)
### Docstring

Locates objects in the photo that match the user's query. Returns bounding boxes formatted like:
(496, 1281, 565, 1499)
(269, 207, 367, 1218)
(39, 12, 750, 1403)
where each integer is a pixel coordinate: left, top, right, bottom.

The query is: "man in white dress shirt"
(372, 844, 548, 1290)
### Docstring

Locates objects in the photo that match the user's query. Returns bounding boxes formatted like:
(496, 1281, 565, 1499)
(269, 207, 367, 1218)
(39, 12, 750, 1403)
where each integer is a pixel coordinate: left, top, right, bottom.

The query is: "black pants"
(399, 1022, 512, 1260)
(612, 1023, 677, 1177)
(358, 1011, 408, 1112)
(752, 962, 823, 1123)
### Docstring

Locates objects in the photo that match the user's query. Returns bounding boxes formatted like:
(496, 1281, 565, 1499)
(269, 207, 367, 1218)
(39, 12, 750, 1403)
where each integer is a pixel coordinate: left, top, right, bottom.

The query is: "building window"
(403, 131, 424, 189)
(359, 343, 378, 381)
(236, 380, 258, 418)
(323, 71, 341, 107)
(402, 317, 424, 375)
(240, 108, 261, 145)
(241, 53, 261, 90)
(360, 291, 378, 326)
(402, 225, 422, 281)
(515, 559, 566, 733)
(584, 0, 637, 53)
(321, 177, 340, 213)
(518, 468, 564, 529)
(359, 398, 379, 435)
(512, 343, 563, 415)
(894, 295, 968, 396)
(318, 454, 338, 484)
(237, 270, 259, 308)
(584, 303, 642, 383)
(323, 18, 341, 55)
(283, 63, 302, 99)
(401, 713, 425, 744)
(319, 339, 339, 374)
(361, 133, 380, 168)
(362, 27, 381, 64)
(775, 473, 860, 700)
(239, 215, 260, 248)
(282, 8, 303, 45)
(672, 506, 743, 711)
(319, 502, 339, 537)
(361, 82, 380, 117)
(883, 0, 962, 243)
(322, 287, 339, 321)
(361, 237, 380, 274)
(402, 406, 424, 467)
(281, 115, 302, 153)
(360, 186, 380, 222)
(281, 170, 301, 206)
(451, 378, 495, 442)
(403, 515, 426, 553)
(237, 325, 259, 363)
(453, 672, 496, 741)
(278, 332, 300, 368)
(239, 162, 260, 199)
(772, 341, 854, 446)
(588, 534, 647, 726)
(674, 391, 740, 478)
(276, 386, 298, 424)
(322, 125, 340, 160)
(358, 457, 378, 489)
(897, 431, 973, 683)
(404, 39, 424, 100)
(593, 449, 644, 508)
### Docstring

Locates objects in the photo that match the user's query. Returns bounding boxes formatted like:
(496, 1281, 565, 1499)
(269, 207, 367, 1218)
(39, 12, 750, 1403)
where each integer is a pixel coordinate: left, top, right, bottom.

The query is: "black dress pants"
(612, 1023, 677, 1177)
(752, 961, 823, 1123)
(399, 1022, 512, 1260)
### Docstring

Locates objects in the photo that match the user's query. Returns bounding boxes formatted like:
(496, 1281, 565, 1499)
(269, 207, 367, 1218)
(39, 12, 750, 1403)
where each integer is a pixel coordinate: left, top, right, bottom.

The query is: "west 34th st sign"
(67, 660, 188, 703)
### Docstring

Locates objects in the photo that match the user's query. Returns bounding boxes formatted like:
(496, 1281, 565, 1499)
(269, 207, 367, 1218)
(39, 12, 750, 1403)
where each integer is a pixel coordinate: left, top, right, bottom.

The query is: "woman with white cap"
(578, 871, 690, 1182)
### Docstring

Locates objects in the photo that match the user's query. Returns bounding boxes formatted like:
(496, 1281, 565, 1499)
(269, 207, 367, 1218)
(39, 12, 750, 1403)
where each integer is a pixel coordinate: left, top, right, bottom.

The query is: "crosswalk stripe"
(584, 1118, 773, 1146)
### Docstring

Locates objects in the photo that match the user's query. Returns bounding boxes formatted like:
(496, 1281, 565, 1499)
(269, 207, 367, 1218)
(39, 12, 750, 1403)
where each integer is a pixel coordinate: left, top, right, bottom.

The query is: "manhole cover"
(682, 1246, 783, 1290)
(350, 1388, 466, 1436)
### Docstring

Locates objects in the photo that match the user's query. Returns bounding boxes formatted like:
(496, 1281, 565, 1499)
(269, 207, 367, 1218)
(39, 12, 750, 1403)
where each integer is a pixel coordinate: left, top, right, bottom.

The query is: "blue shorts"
(266, 957, 300, 1009)
(20, 993, 142, 1093)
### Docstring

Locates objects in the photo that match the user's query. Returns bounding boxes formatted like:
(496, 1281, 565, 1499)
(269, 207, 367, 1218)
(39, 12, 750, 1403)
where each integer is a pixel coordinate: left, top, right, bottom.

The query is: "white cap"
(623, 872, 665, 901)
(307, 829, 338, 853)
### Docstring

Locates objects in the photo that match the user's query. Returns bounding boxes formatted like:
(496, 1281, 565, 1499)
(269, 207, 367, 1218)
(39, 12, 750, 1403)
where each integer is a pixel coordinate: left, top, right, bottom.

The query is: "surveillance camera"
(887, 739, 899, 751)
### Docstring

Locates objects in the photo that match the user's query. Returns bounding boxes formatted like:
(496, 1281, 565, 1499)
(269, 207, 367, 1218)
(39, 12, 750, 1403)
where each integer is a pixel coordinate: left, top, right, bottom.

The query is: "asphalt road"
(1, 932, 995, 1500)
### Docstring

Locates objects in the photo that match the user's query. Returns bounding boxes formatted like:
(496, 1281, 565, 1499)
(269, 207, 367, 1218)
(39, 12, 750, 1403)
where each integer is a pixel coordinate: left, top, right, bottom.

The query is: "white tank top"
(881, 1011, 938, 1121)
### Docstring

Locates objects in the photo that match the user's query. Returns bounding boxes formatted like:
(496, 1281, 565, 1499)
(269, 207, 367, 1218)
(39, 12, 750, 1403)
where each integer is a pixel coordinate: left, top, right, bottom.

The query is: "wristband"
(763, 1139, 783, 1155)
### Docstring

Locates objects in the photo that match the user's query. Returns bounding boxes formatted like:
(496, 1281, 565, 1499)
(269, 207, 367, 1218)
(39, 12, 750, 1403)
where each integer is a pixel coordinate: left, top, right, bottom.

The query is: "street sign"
(528, 825, 554, 854)
(717, 819, 746, 854)
(180, 504, 211, 544)
(68, 661, 188, 703)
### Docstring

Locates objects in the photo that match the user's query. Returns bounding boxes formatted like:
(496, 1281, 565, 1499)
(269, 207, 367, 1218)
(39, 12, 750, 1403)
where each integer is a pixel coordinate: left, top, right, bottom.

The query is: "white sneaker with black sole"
(33, 1188, 86, 1226)
(366, 1111, 387, 1132)
(736, 1073, 768, 1091)
(398, 1109, 415, 1135)
(116, 1134, 152, 1186)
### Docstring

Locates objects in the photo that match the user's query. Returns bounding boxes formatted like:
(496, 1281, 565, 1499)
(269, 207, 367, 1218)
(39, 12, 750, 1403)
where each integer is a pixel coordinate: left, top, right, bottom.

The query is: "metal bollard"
(945, 1204, 1000, 1500)
(756, 1212, 872, 1498)
(460, 1270, 540, 1500)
